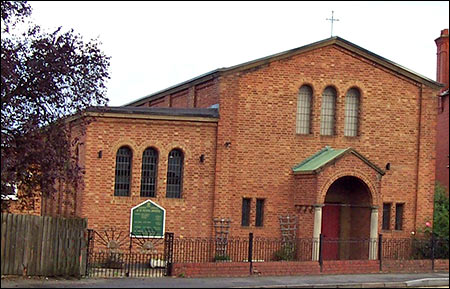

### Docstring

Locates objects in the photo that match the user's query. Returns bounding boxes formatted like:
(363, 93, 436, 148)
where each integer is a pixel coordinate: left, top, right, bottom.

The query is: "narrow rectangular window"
(395, 203, 404, 230)
(241, 198, 251, 227)
(114, 146, 132, 196)
(255, 199, 265, 227)
(320, 87, 336, 136)
(296, 85, 312, 134)
(344, 88, 360, 137)
(140, 148, 158, 197)
(382, 203, 391, 230)
(166, 149, 183, 198)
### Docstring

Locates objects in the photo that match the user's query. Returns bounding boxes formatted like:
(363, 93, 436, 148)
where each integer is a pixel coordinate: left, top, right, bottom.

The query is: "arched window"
(114, 146, 132, 196)
(166, 149, 184, 198)
(140, 147, 158, 197)
(296, 85, 313, 134)
(344, 88, 360, 137)
(320, 86, 337, 135)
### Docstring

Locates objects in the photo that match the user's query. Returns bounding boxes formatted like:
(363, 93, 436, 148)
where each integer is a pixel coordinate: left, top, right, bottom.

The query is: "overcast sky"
(27, 1, 449, 106)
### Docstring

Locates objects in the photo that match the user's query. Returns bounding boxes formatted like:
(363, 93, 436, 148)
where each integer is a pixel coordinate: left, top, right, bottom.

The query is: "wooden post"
(1, 214, 7, 275)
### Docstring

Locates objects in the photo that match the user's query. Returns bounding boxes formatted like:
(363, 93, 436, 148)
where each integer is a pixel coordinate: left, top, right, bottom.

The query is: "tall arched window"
(114, 146, 132, 196)
(296, 85, 313, 134)
(320, 86, 337, 135)
(140, 147, 158, 197)
(166, 149, 184, 198)
(344, 88, 360, 137)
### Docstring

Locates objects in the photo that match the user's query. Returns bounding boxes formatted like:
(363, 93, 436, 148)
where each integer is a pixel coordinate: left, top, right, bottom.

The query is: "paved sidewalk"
(1, 272, 449, 288)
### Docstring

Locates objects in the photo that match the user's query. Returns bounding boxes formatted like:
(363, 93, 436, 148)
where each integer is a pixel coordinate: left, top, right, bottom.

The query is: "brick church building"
(34, 34, 446, 257)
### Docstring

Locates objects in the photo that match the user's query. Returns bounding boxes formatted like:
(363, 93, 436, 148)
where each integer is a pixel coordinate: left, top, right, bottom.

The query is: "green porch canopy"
(292, 146, 385, 175)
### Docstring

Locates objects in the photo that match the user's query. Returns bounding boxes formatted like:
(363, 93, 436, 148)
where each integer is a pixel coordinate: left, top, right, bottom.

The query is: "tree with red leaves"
(1, 1, 110, 211)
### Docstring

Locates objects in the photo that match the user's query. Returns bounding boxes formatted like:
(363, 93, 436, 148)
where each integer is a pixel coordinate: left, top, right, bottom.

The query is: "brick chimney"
(435, 29, 449, 91)
(435, 28, 449, 193)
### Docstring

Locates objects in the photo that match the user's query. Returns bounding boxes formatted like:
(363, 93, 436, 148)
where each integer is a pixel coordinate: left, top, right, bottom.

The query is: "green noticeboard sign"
(130, 200, 166, 238)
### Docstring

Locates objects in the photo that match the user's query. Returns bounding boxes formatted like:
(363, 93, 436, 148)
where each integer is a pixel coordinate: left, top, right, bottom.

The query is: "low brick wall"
(382, 259, 431, 273)
(322, 260, 380, 274)
(435, 259, 450, 271)
(382, 259, 449, 273)
(173, 259, 449, 278)
(253, 261, 320, 276)
(172, 262, 250, 278)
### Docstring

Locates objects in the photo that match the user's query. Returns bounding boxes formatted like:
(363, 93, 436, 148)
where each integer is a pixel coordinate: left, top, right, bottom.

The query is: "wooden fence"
(1, 213, 87, 277)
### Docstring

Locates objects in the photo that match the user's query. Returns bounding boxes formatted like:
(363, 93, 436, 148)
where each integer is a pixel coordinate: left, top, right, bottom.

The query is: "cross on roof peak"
(326, 11, 340, 37)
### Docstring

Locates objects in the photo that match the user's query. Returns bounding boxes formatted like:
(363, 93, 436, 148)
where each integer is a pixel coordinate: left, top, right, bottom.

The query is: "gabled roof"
(127, 36, 444, 107)
(292, 146, 385, 175)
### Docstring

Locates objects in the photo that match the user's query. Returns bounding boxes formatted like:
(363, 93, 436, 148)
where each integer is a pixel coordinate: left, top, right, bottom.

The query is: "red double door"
(321, 205, 340, 260)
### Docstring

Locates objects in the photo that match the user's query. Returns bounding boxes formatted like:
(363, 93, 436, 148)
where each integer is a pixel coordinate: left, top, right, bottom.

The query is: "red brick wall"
(172, 261, 321, 278)
(382, 259, 449, 273)
(436, 95, 449, 191)
(173, 262, 250, 278)
(172, 259, 448, 278)
(78, 116, 218, 238)
(170, 89, 189, 108)
(195, 79, 219, 107)
(253, 261, 320, 276)
(149, 97, 170, 108)
(322, 260, 379, 274)
(293, 175, 317, 205)
(211, 44, 438, 239)
(145, 79, 220, 109)
(40, 121, 87, 219)
(382, 259, 431, 273)
(293, 175, 316, 238)
(435, 259, 450, 271)
(384, 259, 450, 273)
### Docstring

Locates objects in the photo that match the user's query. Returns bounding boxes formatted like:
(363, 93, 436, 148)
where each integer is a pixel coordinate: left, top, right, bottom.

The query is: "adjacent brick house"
(39, 36, 444, 259)
(435, 29, 449, 192)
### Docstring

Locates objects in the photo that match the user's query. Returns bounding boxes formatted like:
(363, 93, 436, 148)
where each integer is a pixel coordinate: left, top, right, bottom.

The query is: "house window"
(114, 146, 132, 196)
(395, 203, 404, 230)
(255, 199, 265, 227)
(140, 147, 158, 197)
(296, 85, 313, 134)
(166, 149, 183, 198)
(241, 198, 251, 227)
(382, 203, 391, 230)
(344, 88, 360, 136)
(320, 86, 337, 135)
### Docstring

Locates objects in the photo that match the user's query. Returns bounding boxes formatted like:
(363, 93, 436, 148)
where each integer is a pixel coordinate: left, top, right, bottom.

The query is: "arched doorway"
(321, 176, 373, 260)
